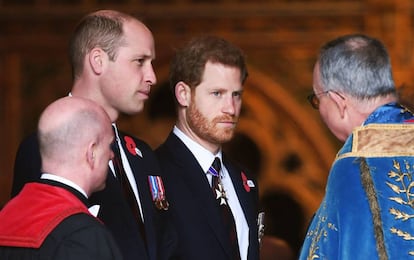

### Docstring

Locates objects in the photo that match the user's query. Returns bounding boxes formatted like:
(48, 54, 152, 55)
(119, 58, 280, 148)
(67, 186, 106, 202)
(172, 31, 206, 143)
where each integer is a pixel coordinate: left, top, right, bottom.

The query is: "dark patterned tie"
(209, 157, 241, 260)
(111, 127, 147, 247)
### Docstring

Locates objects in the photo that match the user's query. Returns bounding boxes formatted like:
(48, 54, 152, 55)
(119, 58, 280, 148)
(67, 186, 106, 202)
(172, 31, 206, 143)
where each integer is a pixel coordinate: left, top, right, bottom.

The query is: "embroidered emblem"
(124, 136, 143, 157)
(387, 160, 414, 255)
(148, 175, 169, 210)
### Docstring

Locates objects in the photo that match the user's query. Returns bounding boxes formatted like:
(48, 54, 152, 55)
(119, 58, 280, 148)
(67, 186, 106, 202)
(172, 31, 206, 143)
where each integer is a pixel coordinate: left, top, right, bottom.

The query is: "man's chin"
(214, 131, 235, 144)
(125, 106, 144, 115)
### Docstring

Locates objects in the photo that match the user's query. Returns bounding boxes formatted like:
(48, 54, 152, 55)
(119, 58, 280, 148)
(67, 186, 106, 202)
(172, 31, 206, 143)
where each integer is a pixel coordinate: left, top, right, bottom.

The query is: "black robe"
(0, 181, 123, 260)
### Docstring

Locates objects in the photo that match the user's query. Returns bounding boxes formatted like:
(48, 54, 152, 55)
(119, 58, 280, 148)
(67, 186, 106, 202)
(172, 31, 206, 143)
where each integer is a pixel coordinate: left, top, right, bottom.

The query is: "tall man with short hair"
(12, 10, 176, 260)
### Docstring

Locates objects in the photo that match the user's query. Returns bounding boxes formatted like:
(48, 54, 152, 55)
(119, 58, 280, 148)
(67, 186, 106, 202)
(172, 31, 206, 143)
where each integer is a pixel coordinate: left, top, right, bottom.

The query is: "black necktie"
(209, 157, 241, 260)
(111, 127, 147, 246)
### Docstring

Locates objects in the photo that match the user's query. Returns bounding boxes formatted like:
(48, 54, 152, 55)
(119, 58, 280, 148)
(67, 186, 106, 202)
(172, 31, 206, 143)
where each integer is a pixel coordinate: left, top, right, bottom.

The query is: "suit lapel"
(165, 133, 235, 258)
(225, 160, 256, 229)
(117, 132, 157, 260)
(225, 158, 260, 259)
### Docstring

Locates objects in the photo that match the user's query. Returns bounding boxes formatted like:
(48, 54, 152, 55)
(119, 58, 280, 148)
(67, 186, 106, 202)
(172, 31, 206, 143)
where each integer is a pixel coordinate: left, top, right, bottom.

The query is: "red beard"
(187, 102, 237, 145)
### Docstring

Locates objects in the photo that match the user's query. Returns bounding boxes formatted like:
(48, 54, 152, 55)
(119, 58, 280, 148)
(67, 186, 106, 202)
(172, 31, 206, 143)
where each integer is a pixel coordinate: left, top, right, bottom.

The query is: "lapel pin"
(124, 136, 143, 158)
(241, 171, 254, 192)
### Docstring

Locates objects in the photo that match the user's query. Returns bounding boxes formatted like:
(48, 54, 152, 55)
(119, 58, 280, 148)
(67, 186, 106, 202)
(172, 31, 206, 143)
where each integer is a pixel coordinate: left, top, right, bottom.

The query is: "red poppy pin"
(124, 136, 143, 157)
(241, 171, 253, 192)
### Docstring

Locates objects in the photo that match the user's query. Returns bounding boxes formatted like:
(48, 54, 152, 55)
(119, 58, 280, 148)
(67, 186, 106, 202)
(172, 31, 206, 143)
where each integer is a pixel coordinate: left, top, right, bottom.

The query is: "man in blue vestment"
(300, 34, 414, 259)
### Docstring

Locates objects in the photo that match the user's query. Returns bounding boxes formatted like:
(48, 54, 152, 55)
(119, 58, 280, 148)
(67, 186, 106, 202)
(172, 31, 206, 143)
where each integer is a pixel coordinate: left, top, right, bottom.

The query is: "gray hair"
(318, 34, 396, 100)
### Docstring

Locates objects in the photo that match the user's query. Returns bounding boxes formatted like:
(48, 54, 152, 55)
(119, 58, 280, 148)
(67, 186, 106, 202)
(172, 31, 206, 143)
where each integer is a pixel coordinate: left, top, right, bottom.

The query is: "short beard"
(187, 102, 236, 145)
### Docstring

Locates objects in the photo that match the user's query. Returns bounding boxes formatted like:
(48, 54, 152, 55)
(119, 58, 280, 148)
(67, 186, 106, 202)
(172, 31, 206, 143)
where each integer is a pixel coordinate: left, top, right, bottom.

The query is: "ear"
(175, 81, 192, 107)
(86, 142, 96, 170)
(330, 92, 347, 118)
(88, 48, 105, 75)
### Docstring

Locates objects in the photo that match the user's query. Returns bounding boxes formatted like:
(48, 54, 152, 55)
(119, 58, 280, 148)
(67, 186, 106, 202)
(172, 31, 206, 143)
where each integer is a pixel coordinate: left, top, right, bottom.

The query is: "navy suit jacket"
(12, 131, 177, 260)
(155, 132, 260, 260)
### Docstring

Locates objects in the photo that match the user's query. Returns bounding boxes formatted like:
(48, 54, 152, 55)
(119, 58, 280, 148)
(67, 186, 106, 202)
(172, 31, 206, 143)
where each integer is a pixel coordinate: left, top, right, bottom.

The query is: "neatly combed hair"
(169, 35, 248, 99)
(318, 34, 396, 100)
(69, 11, 129, 80)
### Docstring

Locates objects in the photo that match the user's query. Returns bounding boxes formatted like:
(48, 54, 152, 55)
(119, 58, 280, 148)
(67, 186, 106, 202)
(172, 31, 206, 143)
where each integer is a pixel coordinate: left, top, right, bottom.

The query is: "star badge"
(215, 182, 228, 205)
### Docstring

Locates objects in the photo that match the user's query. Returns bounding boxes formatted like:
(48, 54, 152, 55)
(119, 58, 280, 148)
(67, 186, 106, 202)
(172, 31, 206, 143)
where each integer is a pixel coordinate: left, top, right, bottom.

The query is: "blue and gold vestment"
(300, 103, 414, 260)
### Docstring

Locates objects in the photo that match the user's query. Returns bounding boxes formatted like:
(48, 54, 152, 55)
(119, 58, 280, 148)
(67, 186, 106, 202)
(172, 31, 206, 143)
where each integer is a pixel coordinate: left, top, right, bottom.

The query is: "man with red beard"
(155, 35, 260, 260)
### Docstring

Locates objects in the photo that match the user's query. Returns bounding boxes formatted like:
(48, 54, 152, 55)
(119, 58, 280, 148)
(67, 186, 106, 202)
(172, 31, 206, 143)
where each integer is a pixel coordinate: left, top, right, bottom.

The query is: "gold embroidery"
(387, 160, 414, 255)
(354, 124, 414, 154)
(389, 208, 414, 221)
(390, 228, 414, 240)
(360, 158, 388, 258)
(387, 160, 414, 212)
(304, 201, 338, 260)
(305, 203, 325, 260)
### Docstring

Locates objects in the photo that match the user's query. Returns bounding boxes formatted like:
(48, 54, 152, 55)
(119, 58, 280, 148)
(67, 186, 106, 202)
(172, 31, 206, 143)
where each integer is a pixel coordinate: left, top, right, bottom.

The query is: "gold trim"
(338, 124, 414, 159)
(360, 158, 388, 260)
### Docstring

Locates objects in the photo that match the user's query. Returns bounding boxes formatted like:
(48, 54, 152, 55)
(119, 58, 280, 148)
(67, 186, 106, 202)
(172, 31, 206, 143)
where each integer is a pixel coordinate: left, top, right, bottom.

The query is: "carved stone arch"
(239, 67, 336, 218)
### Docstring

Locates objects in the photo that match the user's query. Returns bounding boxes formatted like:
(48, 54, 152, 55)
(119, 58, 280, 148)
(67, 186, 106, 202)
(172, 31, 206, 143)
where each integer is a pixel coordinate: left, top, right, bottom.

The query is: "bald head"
(38, 96, 113, 194)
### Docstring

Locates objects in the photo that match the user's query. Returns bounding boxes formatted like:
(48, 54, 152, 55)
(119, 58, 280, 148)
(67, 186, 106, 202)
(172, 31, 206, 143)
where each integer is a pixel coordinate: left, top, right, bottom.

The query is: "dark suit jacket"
(12, 131, 177, 260)
(155, 132, 260, 260)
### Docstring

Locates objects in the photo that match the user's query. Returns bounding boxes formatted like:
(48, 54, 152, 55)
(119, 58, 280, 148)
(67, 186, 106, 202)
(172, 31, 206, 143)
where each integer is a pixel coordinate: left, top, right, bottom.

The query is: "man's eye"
(233, 91, 242, 98)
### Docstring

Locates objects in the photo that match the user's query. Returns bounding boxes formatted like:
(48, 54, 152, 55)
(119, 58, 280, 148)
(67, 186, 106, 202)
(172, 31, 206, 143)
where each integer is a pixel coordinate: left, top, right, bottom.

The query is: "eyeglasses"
(307, 90, 345, 109)
(307, 91, 330, 109)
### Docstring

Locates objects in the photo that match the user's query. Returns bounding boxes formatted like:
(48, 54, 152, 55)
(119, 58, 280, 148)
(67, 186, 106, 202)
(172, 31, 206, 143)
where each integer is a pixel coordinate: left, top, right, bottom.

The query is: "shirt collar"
(112, 123, 120, 141)
(173, 125, 222, 173)
(40, 173, 88, 198)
